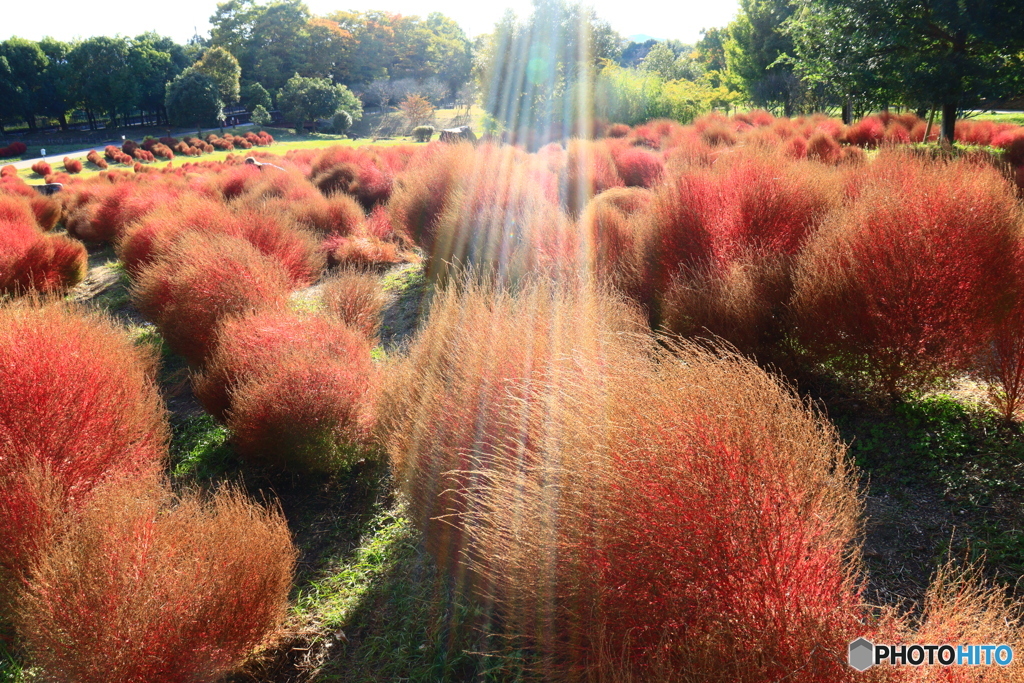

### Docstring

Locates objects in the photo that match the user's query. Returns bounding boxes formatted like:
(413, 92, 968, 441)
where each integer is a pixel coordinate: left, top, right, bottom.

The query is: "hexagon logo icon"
(849, 637, 875, 671)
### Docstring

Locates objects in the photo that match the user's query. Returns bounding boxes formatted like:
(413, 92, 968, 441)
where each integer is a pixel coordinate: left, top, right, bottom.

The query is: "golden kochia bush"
(376, 279, 645, 577)
(318, 268, 389, 339)
(0, 300, 168, 606)
(17, 479, 296, 683)
(459, 337, 866, 681)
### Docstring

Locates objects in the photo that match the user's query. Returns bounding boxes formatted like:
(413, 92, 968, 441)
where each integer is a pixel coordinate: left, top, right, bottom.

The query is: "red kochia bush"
(0, 180, 61, 230)
(193, 307, 372, 421)
(115, 196, 249, 275)
(63, 157, 83, 174)
(0, 142, 28, 158)
(31, 160, 52, 177)
(843, 115, 886, 148)
(459, 337, 865, 682)
(793, 152, 1022, 394)
(131, 232, 293, 365)
(18, 479, 295, 683)
(1, 164, 16, 177)
(0, 196, 86, 295)
(228, 346, 377, 472)
(607, 143, 664, 187)
(318, 268, 389, 339)
(86, 150, 108, 169)
(0, 301, 167, 602)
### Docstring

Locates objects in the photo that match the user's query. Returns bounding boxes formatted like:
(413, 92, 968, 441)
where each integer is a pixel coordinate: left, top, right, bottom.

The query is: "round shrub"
(333, 110, 353, 134)
(0, 301, 168, 603)
(412, 125, 434, 142)
(461, 337, 865, 682)
(131, 232, 293, 366)
(792, 152, 1021, 394)
(193, 307, 372, 421)
(228, 353, 377, 473)
(377, 280, 644, 573)
(318, 268, 388, 339)
(0, 196, 87, 295)
(18, 479, 295, 683)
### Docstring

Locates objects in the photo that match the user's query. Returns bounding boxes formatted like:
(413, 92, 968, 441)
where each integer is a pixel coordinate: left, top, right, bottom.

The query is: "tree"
(277, 72, 360, 131)
(477, 0, 622, 145)
(210, 0, 310, 92)
(36, 38, 77, 131)
(187, 46, 241, 106)
(130, 33, 188, 127)
(789, 0, 1024, 139)
(725, 0, 803, 115)
(620, 39, 657, 68)
(244, 82, 273, 111)
(304, 17, 355, 82)
(0, 38, 47, 131)
(68, 36, 139, 129)
(423, 13, 473, 95)
(399, 93, 434, 126)
(251, 103, 271, 129)
(0, 55, 19, 134)
(166, 70, 223, 133)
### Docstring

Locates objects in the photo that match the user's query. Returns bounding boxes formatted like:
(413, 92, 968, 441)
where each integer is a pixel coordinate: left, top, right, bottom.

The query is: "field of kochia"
(3, 108, 1024, 682)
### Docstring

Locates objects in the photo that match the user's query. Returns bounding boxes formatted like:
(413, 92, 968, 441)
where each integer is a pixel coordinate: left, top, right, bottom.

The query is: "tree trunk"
(59, 113, 68, 132)
(86, 109, 96, 130)
(941, 101, 957, 145)
(25, 115, 37, 133)
(924, 106, 936, 142)
(842, 100, 853, 125)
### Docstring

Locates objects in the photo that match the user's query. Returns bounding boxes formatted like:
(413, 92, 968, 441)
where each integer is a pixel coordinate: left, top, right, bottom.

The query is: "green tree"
(251, 103, 271, 129)
(68, 36, 139, 129)
(477, 0, 622, 145)
(0, 38, 47, 131)
(0, 55, 20, 134)
(166, 70, 223, 133)
(37, 38, 81, 131)
(210, 0, 310, 92)
(641, 43, 677, 78)
(187, 46, 241, 106)
(131, 33, 188, 126)
(725, 0, 803, 114)
(789, 0, 1024, 139)
(244, 81, 273, 111)
(277, 72, 360, 131)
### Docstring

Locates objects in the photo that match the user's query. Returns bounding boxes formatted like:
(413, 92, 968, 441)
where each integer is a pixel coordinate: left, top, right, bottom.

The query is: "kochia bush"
(0, 301, 167, 603)
(18, 479, 295, 683)
(460, 338, 866, 682)
(131, 232, 293, 365)
(792, 152, 1021, 394)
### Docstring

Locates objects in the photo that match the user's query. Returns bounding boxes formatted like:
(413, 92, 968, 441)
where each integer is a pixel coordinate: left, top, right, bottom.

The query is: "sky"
(1, 0, 739, 45)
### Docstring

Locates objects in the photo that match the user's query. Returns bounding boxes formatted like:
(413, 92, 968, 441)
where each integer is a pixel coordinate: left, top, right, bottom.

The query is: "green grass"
(0, 639, 28, 683)
(972, 111, 1024, 126)
(834, 392, 1024, 584)
(294, 502, 533, 682)
(169, 413, 236, 482)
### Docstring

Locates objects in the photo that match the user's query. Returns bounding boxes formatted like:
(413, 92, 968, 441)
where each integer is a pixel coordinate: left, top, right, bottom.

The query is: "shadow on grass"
(829, 392, 1024, 606)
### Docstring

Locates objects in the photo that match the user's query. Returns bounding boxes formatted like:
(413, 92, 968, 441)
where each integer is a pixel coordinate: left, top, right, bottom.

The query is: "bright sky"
(2, 0, 739, 44)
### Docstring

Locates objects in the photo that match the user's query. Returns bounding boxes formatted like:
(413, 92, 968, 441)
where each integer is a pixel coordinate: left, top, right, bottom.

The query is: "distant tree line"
(0, 0, 474, 134)
(716, 0, 1024, 139)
